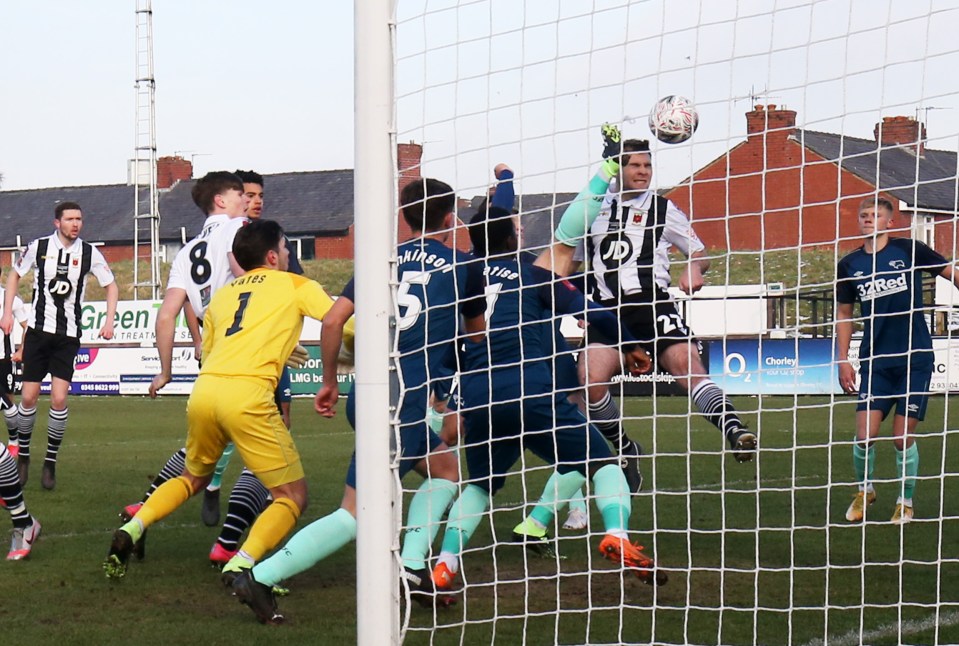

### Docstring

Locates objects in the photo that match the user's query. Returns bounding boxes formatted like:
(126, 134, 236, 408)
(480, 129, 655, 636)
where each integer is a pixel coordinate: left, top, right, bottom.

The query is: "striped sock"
(217, 469, 270, 551)
(144, 448, 187, 501)
(0, 446, 31, 528)
(588, 392, 634, 452)
(691, 380, 744, 439)
(44, 407, 69, 464)
(2, 399, 19, 445)
(17, 405, 36, 459)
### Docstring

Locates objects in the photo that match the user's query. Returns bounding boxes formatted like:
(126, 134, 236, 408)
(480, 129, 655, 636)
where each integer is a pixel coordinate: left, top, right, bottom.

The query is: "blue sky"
(2, 0, 957, 198)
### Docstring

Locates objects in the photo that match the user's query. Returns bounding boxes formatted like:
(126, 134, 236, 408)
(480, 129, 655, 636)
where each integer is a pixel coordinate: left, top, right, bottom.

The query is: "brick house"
(664, 106, 959, 254)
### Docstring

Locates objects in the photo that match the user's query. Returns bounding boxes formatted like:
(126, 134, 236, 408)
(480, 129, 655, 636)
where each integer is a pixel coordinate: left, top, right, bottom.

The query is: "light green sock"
(400, 478, 458, 571)
(251, 507, 356, 587)
(529, 469, 588, 528)
(896, 443, 919, 501)
(593, 464, 631, 533)
(568, 488, 588, 514)
(852, 442, 876, 488)
(439, 484, 490, 557)
(209, 442, 236, 490)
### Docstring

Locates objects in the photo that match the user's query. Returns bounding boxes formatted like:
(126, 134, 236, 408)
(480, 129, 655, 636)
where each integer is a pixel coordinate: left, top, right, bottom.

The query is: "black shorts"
(21, 328, 81, 383)
(0, 360, 14, 397)
(587, 296, 700, 358)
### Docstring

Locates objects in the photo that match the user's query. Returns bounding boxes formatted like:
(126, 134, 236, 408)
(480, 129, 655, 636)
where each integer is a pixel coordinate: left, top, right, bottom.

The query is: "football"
(648, 95, 699, 144)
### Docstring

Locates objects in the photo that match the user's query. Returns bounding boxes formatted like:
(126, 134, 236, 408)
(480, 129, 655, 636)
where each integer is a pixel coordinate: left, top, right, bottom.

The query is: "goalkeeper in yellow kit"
(104, 219, 334, 582)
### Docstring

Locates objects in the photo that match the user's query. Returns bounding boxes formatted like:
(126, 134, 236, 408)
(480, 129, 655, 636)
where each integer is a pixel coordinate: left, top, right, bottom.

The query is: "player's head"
(234, 169, 265, 219)
(468, 207, 517, 257)
(858, 196, 895, 237)
(53, 201, 83, 241)
(191, 171, 248, 217)
(232, 218, 289, 272)
(620, 139, 652, 192)
(400, 178, 455, 235)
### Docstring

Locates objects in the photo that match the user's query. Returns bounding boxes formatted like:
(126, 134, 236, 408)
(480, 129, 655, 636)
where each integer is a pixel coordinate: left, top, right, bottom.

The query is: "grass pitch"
(3, 395, 958, 645)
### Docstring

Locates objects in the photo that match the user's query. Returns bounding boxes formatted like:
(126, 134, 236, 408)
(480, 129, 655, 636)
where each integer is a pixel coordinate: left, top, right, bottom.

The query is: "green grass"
(6, 395, 959, 644)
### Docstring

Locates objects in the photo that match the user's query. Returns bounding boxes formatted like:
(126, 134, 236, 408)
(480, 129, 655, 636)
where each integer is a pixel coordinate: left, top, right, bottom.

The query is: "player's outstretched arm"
(534, 123, 621, 277)
(836, 302, 857, 394)
(149, 287, 187, 398)
(316, 294, 354, 417)
(99, 281, 119, 340)
(938, 262, 959, 291)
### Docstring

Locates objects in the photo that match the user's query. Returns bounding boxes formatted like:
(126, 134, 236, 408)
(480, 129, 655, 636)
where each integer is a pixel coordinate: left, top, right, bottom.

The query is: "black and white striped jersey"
(166, 214, 247, 318)
(0, 288, 28, 360)
(586, 189, 704, 302)
(13, 234, 114, 338)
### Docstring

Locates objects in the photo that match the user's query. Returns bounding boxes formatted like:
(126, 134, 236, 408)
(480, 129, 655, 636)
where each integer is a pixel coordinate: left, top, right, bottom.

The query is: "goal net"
(358, 1, 959, 644)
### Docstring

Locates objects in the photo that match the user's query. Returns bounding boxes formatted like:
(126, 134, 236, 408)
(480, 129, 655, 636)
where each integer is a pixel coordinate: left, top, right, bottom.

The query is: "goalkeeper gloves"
(285, 344, 310, 369)
(600, 122, 622, 179)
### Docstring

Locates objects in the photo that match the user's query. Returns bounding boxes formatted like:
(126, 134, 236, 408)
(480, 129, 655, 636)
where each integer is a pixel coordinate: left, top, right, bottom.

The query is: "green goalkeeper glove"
(600, 122, 622, 178)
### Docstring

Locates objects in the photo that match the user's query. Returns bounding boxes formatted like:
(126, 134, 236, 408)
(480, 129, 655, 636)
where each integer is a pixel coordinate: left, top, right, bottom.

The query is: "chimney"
(874, 116, 926, 155)
(396, 142, 424, 243)
(746, 104, 797, 138)
(156, 155, 193, 189)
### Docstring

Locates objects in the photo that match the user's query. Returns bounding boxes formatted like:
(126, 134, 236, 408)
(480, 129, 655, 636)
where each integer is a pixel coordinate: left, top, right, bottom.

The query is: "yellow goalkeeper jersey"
(200, 267, 333, 389)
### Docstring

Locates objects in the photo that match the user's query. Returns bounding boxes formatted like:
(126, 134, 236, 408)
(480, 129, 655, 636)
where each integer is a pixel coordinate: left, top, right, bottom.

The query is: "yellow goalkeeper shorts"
(185, 375, 304, 489)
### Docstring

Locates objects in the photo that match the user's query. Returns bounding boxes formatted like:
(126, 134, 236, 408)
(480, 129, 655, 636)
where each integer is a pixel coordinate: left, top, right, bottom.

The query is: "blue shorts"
(460, 377, 613, 494)
(344, 382, 443, 489)
(857, 362, 932, 421)
(274, 367, 292, 407)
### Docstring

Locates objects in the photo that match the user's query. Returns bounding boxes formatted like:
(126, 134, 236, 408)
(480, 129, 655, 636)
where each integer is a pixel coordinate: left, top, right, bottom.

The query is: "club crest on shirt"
(632, 210, 647, 225)
(889, 259, 905, 269)
(72, 256, 79, 267)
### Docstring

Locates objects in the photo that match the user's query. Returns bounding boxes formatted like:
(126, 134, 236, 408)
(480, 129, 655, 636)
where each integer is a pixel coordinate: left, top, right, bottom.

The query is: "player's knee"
(426, 447, 459, 482)
(271, 479, 308, 513)
(584, 457, 618, 480)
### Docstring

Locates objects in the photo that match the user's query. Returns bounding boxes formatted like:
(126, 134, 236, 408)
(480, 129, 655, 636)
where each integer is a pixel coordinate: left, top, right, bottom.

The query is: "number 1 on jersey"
(226, 292, 252, 336)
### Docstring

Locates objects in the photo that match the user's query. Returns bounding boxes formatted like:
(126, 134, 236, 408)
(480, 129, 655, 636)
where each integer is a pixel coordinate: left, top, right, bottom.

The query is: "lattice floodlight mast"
(132, 0, 160, 300)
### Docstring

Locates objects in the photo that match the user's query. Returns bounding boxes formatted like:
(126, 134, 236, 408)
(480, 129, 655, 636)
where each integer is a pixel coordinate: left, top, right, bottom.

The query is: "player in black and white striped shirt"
(0, 274, 29, 454)
(579, 139, 756, 463)
(0, 201, 118, 490)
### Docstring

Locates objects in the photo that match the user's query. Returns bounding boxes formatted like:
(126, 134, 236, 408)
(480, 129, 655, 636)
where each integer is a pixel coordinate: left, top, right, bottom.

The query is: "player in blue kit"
(429, 211, 667, 591)
(230, 178, 486, 623)
(836, 197, 959, 524)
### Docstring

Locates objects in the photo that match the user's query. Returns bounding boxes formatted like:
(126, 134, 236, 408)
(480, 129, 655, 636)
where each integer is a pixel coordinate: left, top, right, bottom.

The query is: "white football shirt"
(166, 214, 247, 318)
